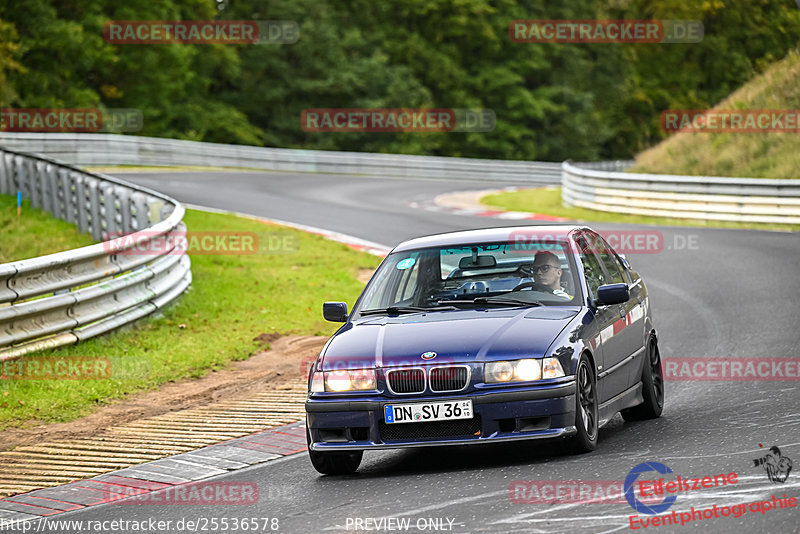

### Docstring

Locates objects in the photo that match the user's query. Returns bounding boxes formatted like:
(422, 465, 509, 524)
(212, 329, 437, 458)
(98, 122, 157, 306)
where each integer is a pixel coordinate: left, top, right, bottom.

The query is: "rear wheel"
(568, 355, 598, 453)
(306, 425, 363, 475)
(621, 337, 664, 421)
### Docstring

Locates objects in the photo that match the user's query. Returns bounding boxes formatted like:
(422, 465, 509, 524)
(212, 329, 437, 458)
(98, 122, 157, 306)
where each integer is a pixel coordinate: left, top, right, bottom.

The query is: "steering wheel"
(511, 281, 553, 293)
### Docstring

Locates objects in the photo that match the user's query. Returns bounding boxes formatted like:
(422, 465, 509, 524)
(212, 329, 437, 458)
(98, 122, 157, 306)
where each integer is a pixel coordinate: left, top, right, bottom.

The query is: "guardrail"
(0, 146, 192, 360)
(563, 161, 800, 224)
(0, 133, 562, 184)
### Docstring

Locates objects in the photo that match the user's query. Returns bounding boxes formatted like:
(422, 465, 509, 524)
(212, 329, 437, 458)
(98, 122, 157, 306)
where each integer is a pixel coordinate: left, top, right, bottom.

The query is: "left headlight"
(484, 358, 565, 383)
(310, 369, 377, 392)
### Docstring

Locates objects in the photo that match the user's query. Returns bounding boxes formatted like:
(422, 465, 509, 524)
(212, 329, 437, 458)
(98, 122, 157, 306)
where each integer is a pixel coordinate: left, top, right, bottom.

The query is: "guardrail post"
(43, 162, 58, 216)
(118, 187, 133, 233)
(101, 183, 115, 239)
(74, 173, 89, 234)
(87, 178, 103, 241)
(0, 152, 9, 195)
(30, 160, 44, 209)
(131, 191, 148, 231)
(57, 168, 70, 223)
(16, 156, 29, 200)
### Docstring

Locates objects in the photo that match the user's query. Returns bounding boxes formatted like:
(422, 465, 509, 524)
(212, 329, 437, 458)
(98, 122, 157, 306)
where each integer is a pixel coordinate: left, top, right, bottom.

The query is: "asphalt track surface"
(29, 171, 800, 533)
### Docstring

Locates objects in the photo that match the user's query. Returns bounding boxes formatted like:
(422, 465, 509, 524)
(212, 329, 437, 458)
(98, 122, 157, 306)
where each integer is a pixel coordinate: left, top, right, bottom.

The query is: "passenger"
(531, 251, 571, 299)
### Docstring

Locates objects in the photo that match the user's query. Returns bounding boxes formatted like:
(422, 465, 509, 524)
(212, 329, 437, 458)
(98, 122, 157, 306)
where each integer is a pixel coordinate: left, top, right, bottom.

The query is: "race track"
(37, 170, 800, 534)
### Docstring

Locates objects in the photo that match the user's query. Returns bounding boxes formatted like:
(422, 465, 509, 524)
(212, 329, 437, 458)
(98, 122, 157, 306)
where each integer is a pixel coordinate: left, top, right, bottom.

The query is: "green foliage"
(1, 1, 798, 160)
(0, 17, 22, 107)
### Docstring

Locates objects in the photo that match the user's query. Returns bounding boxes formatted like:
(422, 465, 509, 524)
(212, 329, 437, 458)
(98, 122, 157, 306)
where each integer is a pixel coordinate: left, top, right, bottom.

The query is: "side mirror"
(596, 284, 629, 306)
(323, 301, 348, 322)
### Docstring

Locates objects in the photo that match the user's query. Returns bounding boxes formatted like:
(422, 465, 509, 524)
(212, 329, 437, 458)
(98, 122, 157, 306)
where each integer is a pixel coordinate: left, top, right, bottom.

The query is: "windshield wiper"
(359, 305, 458, 316)
(439, 297, 543, 308)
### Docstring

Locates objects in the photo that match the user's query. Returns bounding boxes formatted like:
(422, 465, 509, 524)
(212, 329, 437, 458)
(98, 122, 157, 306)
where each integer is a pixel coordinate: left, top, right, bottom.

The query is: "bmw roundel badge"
(421, 351, 437, 360)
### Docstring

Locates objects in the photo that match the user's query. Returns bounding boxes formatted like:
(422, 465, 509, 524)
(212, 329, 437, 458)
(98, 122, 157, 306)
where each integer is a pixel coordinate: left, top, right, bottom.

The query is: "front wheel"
(621, 337, 664, 422)
(568, 355, 598, 453)
(306, 425, 363, 475)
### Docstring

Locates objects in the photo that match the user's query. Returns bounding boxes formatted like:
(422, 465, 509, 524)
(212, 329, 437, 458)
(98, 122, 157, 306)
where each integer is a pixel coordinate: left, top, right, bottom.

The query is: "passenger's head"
(532, 251, 562, 290)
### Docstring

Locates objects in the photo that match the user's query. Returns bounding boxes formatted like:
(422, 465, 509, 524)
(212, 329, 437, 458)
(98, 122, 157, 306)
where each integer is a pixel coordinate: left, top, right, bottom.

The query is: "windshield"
(355, 240, 580, 315)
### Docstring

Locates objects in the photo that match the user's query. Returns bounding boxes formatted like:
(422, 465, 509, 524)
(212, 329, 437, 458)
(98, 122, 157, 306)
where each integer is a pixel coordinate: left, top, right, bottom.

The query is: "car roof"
(392, 225, 588, 252)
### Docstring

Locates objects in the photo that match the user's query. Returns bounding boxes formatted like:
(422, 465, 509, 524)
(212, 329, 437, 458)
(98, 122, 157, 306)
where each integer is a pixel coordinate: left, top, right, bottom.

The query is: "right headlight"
(309, 369, 377, 392)
(484, 358, 564, 383)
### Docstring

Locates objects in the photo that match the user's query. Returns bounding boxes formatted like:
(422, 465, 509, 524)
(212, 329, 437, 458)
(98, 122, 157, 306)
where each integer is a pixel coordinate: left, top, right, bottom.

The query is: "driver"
(531, 251, 571, 299)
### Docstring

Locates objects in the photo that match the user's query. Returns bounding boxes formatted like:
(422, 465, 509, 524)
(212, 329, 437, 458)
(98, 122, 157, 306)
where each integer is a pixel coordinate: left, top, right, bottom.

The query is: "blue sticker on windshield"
(397, 258, 416, 270)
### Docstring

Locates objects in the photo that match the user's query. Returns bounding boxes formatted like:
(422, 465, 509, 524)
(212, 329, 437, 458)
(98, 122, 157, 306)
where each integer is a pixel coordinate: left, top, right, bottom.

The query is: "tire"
(568, 355, 599, 453)
(621, 337, 664, 422)
(306, 425, 363, 475)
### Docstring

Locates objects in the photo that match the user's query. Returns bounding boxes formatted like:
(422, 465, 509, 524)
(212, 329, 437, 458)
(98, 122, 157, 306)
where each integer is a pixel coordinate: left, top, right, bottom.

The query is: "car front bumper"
(305, 380, 577, 451)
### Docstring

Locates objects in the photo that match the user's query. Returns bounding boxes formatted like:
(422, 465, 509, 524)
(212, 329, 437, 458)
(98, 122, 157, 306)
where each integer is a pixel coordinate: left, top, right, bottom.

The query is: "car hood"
(321, 307, 580, 370)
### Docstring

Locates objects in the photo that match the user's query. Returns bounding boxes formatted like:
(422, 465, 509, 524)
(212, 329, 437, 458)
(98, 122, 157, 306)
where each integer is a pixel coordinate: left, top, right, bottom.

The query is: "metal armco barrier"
(0, 133, 562, 183)
(0, 146, 192, 360)
(563, 161, 800, 224)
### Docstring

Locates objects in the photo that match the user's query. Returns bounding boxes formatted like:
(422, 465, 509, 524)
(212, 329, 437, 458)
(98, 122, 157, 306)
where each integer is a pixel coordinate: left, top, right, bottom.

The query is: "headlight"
(514, 359, 542, 381)
(350, 369, 377, 390)
(310, 369, 377, 392)
(542, 357, 565, 379)
(326, 370, 353, 392)
(485, 361, 515, 383)
(485, 358, 564, 383)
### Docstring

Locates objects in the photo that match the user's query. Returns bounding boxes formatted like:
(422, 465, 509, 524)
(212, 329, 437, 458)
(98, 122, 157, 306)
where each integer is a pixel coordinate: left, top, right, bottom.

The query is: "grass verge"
(0, 203, 381, 430)
(631, 51, 800, 178)
(0, 195, 95, 262)
(481, 187, 799, 232)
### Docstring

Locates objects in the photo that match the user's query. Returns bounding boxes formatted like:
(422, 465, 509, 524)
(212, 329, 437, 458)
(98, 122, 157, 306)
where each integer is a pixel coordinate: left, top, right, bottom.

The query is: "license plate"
(384, 400, 473, 424)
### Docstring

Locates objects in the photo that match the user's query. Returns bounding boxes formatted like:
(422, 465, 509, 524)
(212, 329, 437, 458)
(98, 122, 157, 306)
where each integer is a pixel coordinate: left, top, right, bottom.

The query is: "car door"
(574, 232, 627, 403)
(596, 234, 648, 388)
(587, 231, 646, 392)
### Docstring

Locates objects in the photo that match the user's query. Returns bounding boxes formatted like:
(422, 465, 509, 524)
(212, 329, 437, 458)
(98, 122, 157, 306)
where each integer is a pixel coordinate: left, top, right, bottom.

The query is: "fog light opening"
(517, 416, 551, 432)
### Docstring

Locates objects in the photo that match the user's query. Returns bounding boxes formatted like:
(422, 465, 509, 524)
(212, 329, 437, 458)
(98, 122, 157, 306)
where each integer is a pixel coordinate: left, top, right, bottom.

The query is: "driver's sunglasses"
(531, 264, 559, 273)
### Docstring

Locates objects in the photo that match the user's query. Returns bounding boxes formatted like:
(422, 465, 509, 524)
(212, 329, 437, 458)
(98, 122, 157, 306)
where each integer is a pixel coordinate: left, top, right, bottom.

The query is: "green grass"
(482, 187, 799, 232)
(0, 203, 381, 430)
(0, 195, 95, 262)
(631, 50, 800, 178)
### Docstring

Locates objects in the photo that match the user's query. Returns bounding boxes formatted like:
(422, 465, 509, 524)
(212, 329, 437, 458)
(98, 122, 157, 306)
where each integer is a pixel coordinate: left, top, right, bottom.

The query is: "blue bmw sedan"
(305, 225, 664, 474)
